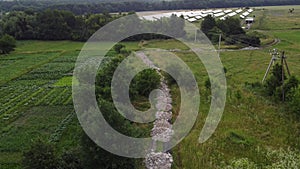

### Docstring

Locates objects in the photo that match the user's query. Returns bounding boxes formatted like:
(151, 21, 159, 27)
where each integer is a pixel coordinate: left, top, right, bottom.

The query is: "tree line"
(0, 10, 185, 42)
(0, 0, 300, 14)
(0, 10, 123, 41)
(201, 15, 261, 47)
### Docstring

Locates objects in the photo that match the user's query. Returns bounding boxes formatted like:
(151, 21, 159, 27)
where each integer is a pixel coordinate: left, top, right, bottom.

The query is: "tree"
(0, 34, 16, 54)
(201, 15, 216, 34)
(36, 10, 72, 40)
(216, 18, 245, 36)
(131, 69, 161, 97)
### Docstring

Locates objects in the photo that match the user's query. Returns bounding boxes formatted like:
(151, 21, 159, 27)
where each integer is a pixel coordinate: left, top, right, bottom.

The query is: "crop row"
(16, 62, 75, 81)
(49, 112, 75, 143)
(35, 87, 72, 106)
(49, 88, 72, 106)
(51, 54, 78, 63)
(18, 72, 68, 80)
(4, 79, 50, 87)
(31, 62, 75, 73)
(0, 88, 45, 125)
(0, 86, 28, 103)
(63, 95, 73, 105)
(0, 88, 40, 116)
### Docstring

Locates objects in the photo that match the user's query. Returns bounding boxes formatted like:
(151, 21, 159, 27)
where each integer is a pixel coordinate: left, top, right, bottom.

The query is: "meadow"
(0, 5, 299, 169)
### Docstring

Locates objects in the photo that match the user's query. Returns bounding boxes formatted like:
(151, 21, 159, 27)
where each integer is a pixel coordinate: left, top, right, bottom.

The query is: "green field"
(0, 5, 300, 169)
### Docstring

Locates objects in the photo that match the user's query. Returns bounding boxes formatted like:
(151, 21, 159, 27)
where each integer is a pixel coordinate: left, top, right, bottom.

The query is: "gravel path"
(136, 51, 174, 169)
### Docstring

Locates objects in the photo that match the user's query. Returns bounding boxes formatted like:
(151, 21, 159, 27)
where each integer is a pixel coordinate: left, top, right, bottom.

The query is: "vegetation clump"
(0, 34, 16, 54)
(201, 15, 261, 47)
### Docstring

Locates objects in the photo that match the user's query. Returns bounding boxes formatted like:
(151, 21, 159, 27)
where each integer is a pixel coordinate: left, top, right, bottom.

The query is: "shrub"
(22, 140, 60, 169)
(131, 69, 161, 97)
(289, 87, 300, 116)
(0, 34, 16, 54)
(113, 43, 125, 53)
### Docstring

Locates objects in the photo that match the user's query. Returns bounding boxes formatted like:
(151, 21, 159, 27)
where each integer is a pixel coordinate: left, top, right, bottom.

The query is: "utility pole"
(262, 49, 279, 83)
(281, 52, 285, 102)
(280, 51, 291, 102)
(218, 34, 222, 57)
(262, 49, 291, 101)
(194, 29, 197, 42)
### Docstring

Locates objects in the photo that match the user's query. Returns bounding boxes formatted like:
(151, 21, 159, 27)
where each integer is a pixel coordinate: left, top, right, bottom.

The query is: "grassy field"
(142, 5, 300, 168)
(0, 5, 299, 169)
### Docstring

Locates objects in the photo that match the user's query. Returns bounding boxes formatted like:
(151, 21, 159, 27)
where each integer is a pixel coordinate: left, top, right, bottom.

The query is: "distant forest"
(0, 10, 185, 41)
(0, 0, 299, 14)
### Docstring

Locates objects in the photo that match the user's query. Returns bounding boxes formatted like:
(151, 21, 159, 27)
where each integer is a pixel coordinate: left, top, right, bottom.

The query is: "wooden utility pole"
(262, 49, 279, 83)
(262, 50, 291, 101)
(218, 34, 222, 57)
(194, 29, 197, 42)
(281, 52, 285, 102)
(280, 51, 291, 102)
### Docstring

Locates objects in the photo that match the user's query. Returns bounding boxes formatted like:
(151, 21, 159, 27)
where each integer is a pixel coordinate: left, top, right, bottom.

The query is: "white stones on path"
(151, 119, 174, 142)
(145, 152, 173, 169)
(155, 111, 172, 121)
(137, 52, 174, 169)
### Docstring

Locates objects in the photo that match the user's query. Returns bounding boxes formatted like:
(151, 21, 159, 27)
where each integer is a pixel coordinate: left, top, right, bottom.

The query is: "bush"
(22, 141, 60, 169)
(131, 69, 161, 97)
(289, 87, 300, 116)
(22, 141, 83, 169)
(113, 44, 125, 53)
(0, 34, 16, 54)
(264, 64, 284, 97)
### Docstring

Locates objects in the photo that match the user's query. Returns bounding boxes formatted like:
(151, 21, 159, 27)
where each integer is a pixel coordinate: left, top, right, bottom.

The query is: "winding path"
(136, 51, 174, 169)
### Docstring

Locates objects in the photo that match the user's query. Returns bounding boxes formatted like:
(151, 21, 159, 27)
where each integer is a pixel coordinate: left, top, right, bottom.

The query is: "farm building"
(227, 12, 237, 17)
(245, 17, 254, 24)
(236, 9, 243, 13)
(214, 12, 225, 17)
(138, 8, 252, 22)
(187, 18, 197, 22)
(224, 9, 233, 13)
(242, 11, 250, 17)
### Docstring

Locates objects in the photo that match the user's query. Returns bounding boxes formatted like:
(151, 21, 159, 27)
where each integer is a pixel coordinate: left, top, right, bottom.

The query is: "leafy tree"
(217, 18, 245, 36)
(0, 34, 16, 54)
(36, 10, 72, 40)
(131, 69, 161, 97)
(201, 15, 216, 34)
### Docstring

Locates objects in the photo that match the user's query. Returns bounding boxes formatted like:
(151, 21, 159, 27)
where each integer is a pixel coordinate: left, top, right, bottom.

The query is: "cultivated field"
(0, 5, 300, 169)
